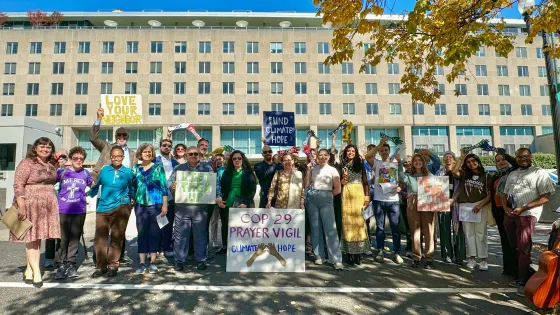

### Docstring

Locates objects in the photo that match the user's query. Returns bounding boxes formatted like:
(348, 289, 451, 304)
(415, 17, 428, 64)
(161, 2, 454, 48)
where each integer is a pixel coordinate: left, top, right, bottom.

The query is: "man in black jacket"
(254, 145, 282, 208)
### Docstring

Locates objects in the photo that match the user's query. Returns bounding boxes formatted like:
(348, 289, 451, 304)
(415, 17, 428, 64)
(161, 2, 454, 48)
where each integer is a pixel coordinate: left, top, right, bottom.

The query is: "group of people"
(10, 108, 557, 297)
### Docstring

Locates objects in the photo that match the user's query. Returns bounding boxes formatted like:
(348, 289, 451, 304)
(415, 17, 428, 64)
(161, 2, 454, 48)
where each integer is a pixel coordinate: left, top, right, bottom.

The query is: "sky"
(0, 0, 520, 18)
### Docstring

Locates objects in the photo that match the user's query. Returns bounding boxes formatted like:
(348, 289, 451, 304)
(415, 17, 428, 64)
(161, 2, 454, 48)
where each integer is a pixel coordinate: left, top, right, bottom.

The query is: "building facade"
(0, 11, 555, 164)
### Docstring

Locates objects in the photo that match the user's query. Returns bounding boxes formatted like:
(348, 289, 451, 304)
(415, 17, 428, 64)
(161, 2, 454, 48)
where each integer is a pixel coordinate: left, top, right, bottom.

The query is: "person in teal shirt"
(87, 146, 134, 278)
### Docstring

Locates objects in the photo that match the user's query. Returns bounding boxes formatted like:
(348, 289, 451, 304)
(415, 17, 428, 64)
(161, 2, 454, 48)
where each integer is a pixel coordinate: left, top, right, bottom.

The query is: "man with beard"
(501, 147, 556, 296)
(254, 145, 283, 208)
(198, 138, 210, 163)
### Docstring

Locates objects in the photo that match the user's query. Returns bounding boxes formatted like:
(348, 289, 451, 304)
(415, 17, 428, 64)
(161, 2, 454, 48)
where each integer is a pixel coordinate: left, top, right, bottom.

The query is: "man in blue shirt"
(254, 145, 282, 208)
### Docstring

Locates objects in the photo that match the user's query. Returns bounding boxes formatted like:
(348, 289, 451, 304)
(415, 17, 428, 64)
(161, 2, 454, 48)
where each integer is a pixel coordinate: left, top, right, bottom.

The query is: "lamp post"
(518, 0, 560, 183)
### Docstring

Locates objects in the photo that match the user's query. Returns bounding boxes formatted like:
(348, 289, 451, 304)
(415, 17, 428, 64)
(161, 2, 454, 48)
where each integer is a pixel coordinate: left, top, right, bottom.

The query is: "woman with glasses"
(12, 137, 60, 287)
(131, 144, 168, 275)
(54, 146, 93, 280)
(266, 153, 305, 210)
(216, 150, 257, 253)
(173, 144, 187, 164)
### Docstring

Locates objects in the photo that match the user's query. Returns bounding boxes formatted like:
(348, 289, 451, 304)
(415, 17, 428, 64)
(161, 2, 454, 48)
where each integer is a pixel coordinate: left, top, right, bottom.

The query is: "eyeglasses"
(72, 157, 84, 161)
(188, 152, 200, 157)
(116, 133, 128, 137)
(232, 157, 242, 161)
(111, 155, 124, 159)
(58, 155, 68, 160)
(262, 150, 273, 154)
(161, 144, 172, 148)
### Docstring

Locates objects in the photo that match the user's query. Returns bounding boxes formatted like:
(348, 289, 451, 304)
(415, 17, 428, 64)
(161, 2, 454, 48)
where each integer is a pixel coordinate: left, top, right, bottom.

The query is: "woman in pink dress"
(12, 137, 61, 287)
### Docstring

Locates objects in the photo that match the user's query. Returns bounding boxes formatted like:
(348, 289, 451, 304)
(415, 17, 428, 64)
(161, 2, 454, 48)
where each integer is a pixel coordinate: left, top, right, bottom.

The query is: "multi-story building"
(0, 11, 555, 165)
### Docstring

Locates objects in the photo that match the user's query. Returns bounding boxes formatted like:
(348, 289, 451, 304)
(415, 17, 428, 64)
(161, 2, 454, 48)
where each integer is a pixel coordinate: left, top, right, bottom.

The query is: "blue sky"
(0, 0, 520, 18)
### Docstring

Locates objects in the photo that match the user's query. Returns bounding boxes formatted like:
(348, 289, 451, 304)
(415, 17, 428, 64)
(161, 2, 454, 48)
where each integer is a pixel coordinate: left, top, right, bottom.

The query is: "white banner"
(100, 94, 143, 124)
(417, 176, 450, 212)
(226, 208, 305, 272)
(174, 171, 216, 204)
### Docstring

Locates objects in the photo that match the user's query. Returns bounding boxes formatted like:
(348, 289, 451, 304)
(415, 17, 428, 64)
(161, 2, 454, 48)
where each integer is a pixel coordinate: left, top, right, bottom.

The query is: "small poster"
(226, 208, 305, 272)
(417, 176, 450, 212)
(174, 171, 216, 204)
(100, 94, 143, 124)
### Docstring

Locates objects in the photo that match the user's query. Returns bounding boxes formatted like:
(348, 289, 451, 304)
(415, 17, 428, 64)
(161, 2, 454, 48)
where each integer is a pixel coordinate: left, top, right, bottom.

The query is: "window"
(51, 83, 64, 95)
(198, 82, 210, 94)
(540, 85, 550, 96)
(364, 64, 376, 74)
(175, 62, 186, 74)
(173, 103, 186, 115)
(223, 62, 235, 74)
(271, 82, 283, 94)
(6, 42, 18, 54)
(413, 103, 424, 115)
(148, 103, 161, 116)
(341, 62, 354, 74)
(2, 83, 15, 96)
(1, 104, 13, 116)
(247, 103, 259, 115)
(199, 62, 211, 74)
(271, 103, 283, 112)
(457, 104, 469, 115)
(388, 83, 400, 95)
(223, 41, 235, 53)
(342, 83, 354, 94)
(174, 82, 186, 95)
(455, 84, 467, 95)
(76, 83, 88, 95)
(247, 82, 259, 94)
(222, 82, 235, 94)
(247, 62, 259, 74)
(436, 84, 445, 95)
(319, 82, 331, 94)
(101, 62, 114, 74)
(517, 66, 529, 77)
(100, 83, 113, 94)
(78, 41, 90, 54)
(412, 127, 448, 136)
(52, 62, 65, 74)
(294, 42, 306, 54)
(28, 62, 40, 75)
(4, 63, 16, 75)
(27, 83, 39, 96)
(475, 46, 486, 57)
(319, 103, 331, 115)
(102, 41, 114, 54)
(220, 129, 260, 155)
(246, 42, 259, 53)
(343, 103, 355, 115)
(74, 104, 87, 116)
(500, 104, 511, 116)
(500, 126, 533, 136)
(390, 103, 402, 115)
(77, 62, 89, 74)
(543, 126, 553, 135)
(30, 42, 42, 54)
(26, 104, 38, 117)
(175, 41, 187, 53)
(295, 103, 307, 115)
(126, 41, 138, 53)
(199, 41, 211, 53)
(435, 103, 447, 115)
(435, 65, 444, 76)
(504, 144, 516, 155)
(536, 48, 544, 59)
(125, 82, 137, 94)
(223, 103, 235, 115)
(478, 104, 490, 116)
(318, 63, 330, 74)
(515, 47, 527, 58)
(151, 41, 163, 53)
(388, 63, 399, 74)
(198, 103, 210, 116)
(295, 82, 307, 94)
(366, 103, 379, 115)
(498, 84, 510, 96)
(542, 104, 552, 116)
(475, 65, 487, 76)
(50, 104, 62, 116)
(270, 42, 283, 54)
(150, 62, 162, 74)
(520, 85, 531, 96)
(271, 62, 283, 74)
(123, 62, 137, 74)
(477, 84, 489, 96)
(457, 127, 492, 137)
(365, 83, 378, 94)
(497, 65, 508, 77)
(521, 104, 533, 116)
(295, 62, 307, 74)
(318, 42, 329, 54)
(538, 66, 546, 77)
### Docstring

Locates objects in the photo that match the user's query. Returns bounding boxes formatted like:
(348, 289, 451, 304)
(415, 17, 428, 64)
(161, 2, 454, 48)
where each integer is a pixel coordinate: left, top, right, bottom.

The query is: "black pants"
(400, 203, 412, 252)
(333, 194, 343, 240)
(45, 239, 60, 260)
(220, 207, 230, 248)
(160, 201, 175, 253)
(56, 213, 87, 265)
(493, 206, 517, 275)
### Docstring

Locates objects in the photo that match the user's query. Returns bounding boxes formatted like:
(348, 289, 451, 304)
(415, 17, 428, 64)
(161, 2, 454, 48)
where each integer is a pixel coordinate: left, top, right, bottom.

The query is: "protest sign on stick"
(100, 94, 143, 124)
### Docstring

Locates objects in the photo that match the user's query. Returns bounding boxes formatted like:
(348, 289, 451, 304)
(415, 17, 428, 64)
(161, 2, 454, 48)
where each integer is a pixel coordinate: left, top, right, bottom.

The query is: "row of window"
(475, 46, 545, 59)
(3, 61, 548, 78)
(414, 103, 551, 116)
(413, 126, 537, 137)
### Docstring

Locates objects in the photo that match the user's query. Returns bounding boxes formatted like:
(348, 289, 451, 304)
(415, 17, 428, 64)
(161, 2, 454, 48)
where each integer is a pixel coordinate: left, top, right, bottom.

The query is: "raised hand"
(96, 107, 104, 121)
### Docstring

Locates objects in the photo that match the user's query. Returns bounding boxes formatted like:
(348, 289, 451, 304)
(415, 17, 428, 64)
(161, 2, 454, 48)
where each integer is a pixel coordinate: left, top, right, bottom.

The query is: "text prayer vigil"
(229, 227, 302, 239)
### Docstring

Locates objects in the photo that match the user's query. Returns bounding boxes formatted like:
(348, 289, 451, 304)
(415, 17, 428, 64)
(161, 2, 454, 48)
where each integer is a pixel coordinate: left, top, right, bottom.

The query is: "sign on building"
(263, 111, 296, 146)
(174, 171, 216, 204)
(100, 94, 143, 124)
(417, 176, 450, 212)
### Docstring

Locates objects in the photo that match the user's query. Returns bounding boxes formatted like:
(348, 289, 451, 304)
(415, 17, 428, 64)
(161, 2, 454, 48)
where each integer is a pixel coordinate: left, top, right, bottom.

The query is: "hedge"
(440, 153, 557, 169)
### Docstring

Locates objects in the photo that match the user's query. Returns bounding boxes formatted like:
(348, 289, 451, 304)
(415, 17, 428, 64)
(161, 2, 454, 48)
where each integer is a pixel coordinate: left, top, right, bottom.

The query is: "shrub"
(440, 153, 557, 169)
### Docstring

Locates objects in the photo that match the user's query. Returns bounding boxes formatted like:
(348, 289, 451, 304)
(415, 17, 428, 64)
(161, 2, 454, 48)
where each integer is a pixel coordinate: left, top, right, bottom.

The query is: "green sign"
(175, 171, 216, 204)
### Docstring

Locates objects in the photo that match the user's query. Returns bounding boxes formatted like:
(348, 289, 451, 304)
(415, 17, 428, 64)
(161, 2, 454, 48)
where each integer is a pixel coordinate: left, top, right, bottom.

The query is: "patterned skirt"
(340, 183, 369, 254)
(10, 185, 60, 242)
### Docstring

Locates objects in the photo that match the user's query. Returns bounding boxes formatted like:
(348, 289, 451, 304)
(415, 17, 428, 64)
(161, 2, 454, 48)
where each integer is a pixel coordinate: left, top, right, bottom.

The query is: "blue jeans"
(306, 189, 342, 263)
(135, 204, 162, 254)
(373, 201, 401, 253)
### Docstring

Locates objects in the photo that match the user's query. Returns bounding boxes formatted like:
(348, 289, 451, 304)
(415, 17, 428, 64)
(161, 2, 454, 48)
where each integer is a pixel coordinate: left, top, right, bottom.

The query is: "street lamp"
(519, 0, 560, 183)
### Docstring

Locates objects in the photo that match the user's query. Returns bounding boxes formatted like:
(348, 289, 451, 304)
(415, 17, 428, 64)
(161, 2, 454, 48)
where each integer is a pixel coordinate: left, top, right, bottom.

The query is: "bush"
(441, 153, 557, 169)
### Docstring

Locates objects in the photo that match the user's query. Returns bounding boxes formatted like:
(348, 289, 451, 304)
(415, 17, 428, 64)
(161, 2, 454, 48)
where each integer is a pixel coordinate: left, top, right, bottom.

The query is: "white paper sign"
(417, 176, 450, 212)
(174, 171, 217, 204)
(459, 202, 482, 223)
(100, 94, 143, 124)
(156, 215, 169, 229)
(226, 208, 305, 273)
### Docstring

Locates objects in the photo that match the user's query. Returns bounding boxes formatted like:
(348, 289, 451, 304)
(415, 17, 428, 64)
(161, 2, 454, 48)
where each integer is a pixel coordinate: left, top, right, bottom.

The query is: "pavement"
(0, 213, 555, 315)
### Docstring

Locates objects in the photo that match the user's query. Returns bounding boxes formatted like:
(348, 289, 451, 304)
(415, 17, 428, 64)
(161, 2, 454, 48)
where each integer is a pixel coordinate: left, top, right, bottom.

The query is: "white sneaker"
(393, 253, 404, 265)
(314, 258, 323, 265)
(479, 260, 488, 271)
(466, 259, 477, 269)
(445, 257, 452, 264)
(375, 250, 384, 263)
(334, 263, 344, 270)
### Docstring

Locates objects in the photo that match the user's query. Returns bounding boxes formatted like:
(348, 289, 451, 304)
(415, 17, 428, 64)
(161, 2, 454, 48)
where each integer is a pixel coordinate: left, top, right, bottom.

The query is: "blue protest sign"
(263, 111, 296, 146)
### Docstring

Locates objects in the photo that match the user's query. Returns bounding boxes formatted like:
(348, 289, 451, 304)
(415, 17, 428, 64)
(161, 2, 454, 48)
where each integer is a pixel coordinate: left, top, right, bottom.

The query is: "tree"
(0, 12, 7, 27)
(47, 11, 64, 26)
(313, 0, 559, 105)
(27, 10, 47, 27)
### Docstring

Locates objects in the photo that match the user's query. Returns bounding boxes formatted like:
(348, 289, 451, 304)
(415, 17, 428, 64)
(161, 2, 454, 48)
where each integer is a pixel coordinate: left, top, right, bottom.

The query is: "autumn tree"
(27, 10, 47, 27)
(313, 0, 559, 105)
(0, 12, 7, 27)
(47, 11, 64, 26)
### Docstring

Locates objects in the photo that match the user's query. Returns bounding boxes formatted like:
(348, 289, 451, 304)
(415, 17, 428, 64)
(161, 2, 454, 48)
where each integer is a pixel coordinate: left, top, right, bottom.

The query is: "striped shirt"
(503, 166, 556, 219)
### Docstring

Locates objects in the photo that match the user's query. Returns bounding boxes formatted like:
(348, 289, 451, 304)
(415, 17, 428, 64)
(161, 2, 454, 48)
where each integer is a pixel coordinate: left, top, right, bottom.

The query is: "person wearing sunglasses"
(254, 145, 283, 209)
(54, 146, 93, 280)
(168, 146, 214, 271)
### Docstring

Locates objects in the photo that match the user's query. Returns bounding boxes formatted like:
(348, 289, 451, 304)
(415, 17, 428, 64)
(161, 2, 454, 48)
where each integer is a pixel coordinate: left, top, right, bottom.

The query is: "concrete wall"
(535, 134, 555, 154)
